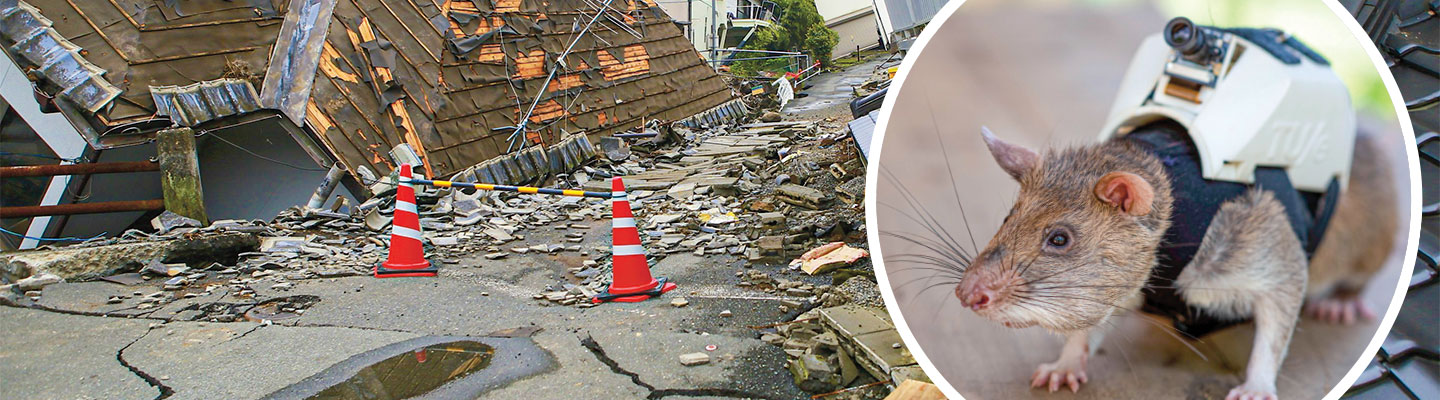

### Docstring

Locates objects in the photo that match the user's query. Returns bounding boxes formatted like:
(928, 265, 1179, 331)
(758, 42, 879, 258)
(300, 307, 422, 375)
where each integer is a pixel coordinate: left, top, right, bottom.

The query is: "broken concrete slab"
(0, 233, 259, 282)
(819, 305, 893, 339)
(776, 184, 829, 209)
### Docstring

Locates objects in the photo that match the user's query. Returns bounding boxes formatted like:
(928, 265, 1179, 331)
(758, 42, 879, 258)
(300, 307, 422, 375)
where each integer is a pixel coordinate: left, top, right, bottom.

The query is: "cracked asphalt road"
(0, 219, 820, 399)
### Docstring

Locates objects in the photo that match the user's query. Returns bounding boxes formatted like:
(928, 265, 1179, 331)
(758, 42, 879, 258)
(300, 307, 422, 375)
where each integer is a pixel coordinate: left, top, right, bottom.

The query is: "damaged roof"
(1, 0, 733, 181)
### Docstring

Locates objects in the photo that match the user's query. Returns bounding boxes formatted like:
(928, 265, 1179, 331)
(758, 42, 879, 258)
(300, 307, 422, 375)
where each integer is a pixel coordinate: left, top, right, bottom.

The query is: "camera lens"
(1164, 17, 1209, 58)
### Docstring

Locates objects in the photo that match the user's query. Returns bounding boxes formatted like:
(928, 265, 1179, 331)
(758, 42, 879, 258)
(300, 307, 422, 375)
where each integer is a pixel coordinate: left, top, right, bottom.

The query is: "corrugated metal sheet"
(885, 0, 948, 32)
(0, 0, 121, 113)
(10, 0, 286, 125)
(846, 109, 877, 162)
(150, 79, 263, 126)
(675, 98, 749, 129)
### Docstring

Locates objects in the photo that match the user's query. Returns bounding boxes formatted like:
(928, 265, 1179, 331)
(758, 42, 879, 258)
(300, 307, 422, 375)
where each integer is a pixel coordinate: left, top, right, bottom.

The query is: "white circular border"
(862, 1, 1424, 399)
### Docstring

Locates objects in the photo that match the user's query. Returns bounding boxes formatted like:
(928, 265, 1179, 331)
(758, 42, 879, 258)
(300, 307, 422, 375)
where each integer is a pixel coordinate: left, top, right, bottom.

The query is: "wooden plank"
(883, 380, 946, 400)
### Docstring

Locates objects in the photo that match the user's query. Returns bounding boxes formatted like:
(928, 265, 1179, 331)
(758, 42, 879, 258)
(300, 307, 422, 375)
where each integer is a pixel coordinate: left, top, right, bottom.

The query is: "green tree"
(731, 0, 838, 75)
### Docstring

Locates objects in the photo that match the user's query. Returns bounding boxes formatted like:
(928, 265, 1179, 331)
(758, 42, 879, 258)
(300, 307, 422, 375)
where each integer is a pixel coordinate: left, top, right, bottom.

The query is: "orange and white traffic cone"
(593, 177, 677, 303)
(375, 163, 438, 278)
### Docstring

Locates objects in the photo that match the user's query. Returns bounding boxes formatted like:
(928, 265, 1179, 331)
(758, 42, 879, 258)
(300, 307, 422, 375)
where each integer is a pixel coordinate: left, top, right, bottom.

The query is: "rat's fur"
(959, 126, 1395, 399)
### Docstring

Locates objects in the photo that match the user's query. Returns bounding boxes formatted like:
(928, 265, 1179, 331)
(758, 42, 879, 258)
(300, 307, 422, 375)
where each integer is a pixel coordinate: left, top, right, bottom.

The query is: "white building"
(656, 0, 779, 60)
(817, 0, 885, 59)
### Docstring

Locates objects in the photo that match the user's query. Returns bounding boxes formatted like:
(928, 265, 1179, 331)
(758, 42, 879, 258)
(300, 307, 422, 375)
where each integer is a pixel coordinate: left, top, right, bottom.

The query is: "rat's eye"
(1047, 231, 1069, 247)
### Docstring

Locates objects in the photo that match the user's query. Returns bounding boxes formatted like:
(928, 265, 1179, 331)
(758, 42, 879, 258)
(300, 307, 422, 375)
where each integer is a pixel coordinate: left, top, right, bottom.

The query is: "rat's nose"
(956, 280, 998, 310)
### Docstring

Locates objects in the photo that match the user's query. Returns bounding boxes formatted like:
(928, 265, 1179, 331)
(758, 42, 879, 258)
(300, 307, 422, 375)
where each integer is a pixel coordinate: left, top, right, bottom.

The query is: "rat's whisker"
(1028, 282, 1250, 292)
(880, 230, 972, 269)
(893, 274, 960, 295)
(888, 266, 965, 282)
(886, 252, 967, 273)
(924, 95, 982, 255)
(881, 168, 978, 264)
(1100, 319, 1142, 386)
(877, 219, 973, 264)
(876, 203, 975, 268)
(889, 270, 964, 288)
(1016, 291, 1211, 362)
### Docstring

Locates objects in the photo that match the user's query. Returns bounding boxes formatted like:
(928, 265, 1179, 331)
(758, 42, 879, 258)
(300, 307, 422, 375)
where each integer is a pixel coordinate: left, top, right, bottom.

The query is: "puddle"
(264, 336, 552, 400)
(306, 341, 495, 400)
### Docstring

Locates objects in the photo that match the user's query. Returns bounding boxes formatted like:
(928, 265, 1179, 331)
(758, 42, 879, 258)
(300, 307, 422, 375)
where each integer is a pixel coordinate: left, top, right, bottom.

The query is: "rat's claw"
(1065, 372, 1082, 393)
(1305, 297, 1375, 325)
(1031, 359, 1088, 393)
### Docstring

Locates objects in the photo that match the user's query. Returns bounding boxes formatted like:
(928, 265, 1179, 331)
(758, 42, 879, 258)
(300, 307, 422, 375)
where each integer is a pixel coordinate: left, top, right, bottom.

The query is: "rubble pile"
(759, 304, 929, 398)
(0, 90, 890, 396)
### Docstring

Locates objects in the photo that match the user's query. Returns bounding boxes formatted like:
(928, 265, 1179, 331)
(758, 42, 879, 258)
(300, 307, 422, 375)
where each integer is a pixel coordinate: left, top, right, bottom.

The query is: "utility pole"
(711, 0, 718, 60)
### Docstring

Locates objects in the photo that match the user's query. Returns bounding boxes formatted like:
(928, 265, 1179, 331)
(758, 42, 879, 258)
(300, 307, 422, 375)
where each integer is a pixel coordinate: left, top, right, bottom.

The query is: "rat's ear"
(981, 126, 1038, 180)
(1094, 172, 1154, 216)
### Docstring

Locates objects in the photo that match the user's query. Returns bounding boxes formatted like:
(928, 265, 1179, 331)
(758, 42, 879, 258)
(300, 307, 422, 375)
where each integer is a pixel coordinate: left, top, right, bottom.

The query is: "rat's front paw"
(1031, 356, 1088, 393)
(1225, 383, 1277, 400)
(1304, 297, 1374, 325)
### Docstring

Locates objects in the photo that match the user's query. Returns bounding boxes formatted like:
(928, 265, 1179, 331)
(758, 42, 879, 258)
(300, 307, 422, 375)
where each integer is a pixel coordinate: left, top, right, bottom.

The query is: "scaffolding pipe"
(0, 200, 165, 218)
(305, 164, 347, 210)
(406, 178, 612, 198)
(505, 0, 617, 152)
(0, 161, 159, 178)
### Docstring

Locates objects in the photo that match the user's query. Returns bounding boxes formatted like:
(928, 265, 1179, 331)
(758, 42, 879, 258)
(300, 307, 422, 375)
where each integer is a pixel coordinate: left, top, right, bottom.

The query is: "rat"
(953, 122, 1397, 400)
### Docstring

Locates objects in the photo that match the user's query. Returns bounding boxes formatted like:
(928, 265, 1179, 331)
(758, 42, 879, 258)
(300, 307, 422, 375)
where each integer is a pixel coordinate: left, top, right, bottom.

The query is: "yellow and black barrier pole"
(406, 178, 613, 199)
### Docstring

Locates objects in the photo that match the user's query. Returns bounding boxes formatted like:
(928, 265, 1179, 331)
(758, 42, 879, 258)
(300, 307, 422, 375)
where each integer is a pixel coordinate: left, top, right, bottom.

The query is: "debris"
(777, 184, 830, 209)
(599, 137, 631, 161)
(151, 211, 202, 234)
(884, 380, 945, 400)
(671, 297, 690, 307)
(719, 310, 733, 318)
(793, 242, 869, 275)
(791, 353, 841, 392)
(14, 272, 63, 291)
(679, 352, 711, 366)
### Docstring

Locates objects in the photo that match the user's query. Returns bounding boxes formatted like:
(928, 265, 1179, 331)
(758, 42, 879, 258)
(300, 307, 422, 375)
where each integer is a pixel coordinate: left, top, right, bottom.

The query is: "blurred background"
(873, 0, 1412, 398)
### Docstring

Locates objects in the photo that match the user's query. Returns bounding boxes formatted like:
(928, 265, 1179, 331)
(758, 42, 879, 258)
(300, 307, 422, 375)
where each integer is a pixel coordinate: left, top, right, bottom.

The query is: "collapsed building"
(0, 0, 740, 249)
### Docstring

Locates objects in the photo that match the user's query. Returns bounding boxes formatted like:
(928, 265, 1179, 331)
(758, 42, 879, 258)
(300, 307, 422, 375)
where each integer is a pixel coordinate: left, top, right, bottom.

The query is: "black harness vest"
(1121, 125, 1340, 338)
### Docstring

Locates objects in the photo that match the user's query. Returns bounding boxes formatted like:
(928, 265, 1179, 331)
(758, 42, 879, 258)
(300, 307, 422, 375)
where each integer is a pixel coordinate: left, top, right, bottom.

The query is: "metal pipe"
(0, 161, 158, 178)
(407, 178, 612, 198)
(506, 0, 617, 152)
(305, 164, 346, 210)
(0, 199, 165, 218)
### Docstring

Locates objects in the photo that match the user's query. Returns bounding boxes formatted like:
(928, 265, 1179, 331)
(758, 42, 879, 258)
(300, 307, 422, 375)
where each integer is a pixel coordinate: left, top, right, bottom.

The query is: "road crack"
(579, 335, 777, 400)
(117, 328, 174, 399)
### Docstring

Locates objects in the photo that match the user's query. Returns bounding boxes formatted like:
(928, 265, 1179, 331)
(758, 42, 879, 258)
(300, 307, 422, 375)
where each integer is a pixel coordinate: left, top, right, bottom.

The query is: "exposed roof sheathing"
(8, 0, 734, 181)
(12, 0, 287, 124)
(304, 0, 733, 179)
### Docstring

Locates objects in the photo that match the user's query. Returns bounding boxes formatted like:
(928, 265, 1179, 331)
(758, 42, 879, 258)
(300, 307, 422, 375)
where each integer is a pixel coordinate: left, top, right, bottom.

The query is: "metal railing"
(732, 3, 776, 22)
(0, 161, 165, 218)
